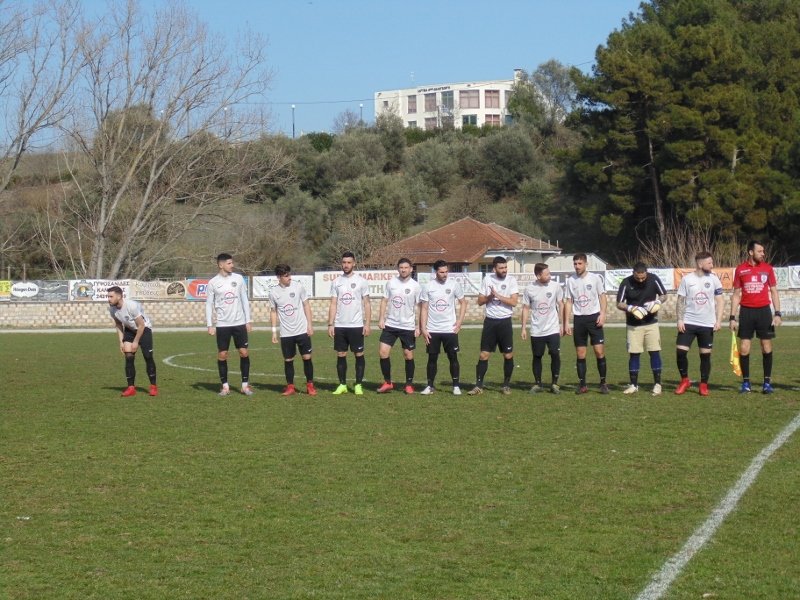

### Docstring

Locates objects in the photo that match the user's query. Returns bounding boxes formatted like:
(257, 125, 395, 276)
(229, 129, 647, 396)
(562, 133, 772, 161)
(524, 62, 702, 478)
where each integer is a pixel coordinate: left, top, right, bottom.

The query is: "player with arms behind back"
(521, 263, 564, 394)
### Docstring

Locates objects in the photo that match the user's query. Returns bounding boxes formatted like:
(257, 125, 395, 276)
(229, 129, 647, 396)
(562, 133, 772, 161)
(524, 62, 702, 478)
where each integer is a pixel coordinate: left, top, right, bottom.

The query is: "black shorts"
(426, 332, 460, 355)
(216, 325, 249, 352)
(480, 317, 514, 353)
(531, 333, 560, 357)
(122, 327, 154, 357)
(281, 334, 313, 359)
(379, 326, 416, 350)
(676, 324, 714, 349)
(573, 314, 604, 347)
(738, 306, 775, 340)
(334, 327, 365, 353)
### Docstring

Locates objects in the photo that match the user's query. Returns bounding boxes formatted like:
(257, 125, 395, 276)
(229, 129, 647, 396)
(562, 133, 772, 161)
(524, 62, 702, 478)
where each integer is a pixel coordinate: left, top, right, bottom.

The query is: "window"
(485, 114, 501, 127)
(383, 100, 389, 109)
(424, 93, 436, 112)
(425, 117, 437, 130)
(408, 120, 417, 128)
(485, 90, 500, 108)
(441, 115, 454, 129)
(460, 89, 479, 109)
(441, 90, 454, 110)
(407, 95, 417, 114)
(462, 114, 477, 126)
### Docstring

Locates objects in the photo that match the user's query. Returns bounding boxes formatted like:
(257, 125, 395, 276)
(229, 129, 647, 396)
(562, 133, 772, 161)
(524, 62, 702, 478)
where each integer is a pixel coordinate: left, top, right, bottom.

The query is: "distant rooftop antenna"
(410, 71, 415, 84)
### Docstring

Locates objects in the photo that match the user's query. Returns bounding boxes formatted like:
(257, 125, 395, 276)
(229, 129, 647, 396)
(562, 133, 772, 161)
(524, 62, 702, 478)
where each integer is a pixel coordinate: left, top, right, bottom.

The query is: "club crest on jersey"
(232, 282, 237, 288)
(446, 289, 451, 294)
(501, 284, 506, 290)
(586, 284, 592, 290)
(405, 288, 410, 294)
(546, 292, 552, 298)
(290, 292, 296, 298)
(704, 282, 710, 288)
(760, 274, 768, 283)
(350, 283, 356, 289)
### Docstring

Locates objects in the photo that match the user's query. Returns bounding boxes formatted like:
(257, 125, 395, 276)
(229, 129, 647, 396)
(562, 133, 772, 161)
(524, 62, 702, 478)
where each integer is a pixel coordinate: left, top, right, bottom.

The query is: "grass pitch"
(2, 326, 799, 599)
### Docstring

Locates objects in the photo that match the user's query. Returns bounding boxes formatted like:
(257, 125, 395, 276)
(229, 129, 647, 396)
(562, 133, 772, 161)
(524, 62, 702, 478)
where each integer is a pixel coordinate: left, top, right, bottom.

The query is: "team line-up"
(108, 243, 782, 398)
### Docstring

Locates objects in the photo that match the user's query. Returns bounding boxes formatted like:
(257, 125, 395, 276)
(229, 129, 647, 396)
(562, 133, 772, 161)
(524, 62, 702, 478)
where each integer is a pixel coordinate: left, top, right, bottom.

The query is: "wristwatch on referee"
(774, 311, 782, 317)
(729, 315, 736, 321)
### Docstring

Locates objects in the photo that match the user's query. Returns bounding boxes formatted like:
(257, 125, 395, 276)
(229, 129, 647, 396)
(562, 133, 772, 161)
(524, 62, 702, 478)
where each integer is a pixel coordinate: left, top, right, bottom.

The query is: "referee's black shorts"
(738, 305, 775, 340)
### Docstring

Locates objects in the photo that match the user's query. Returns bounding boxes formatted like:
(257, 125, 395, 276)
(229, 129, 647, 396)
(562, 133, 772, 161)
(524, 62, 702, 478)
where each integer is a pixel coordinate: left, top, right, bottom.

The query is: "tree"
(375, 112, 405, 172)
(566, 0, 800, 261)
(48, 0, 291, 279)
(332, 109, 361, 134)
(531, 59, 579, 130)
(477, 126, 537, 200)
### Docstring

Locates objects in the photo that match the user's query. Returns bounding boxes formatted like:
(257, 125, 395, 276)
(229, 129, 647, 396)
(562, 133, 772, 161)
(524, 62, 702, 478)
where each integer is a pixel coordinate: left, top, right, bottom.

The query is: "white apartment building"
(374, 70, 523, 130)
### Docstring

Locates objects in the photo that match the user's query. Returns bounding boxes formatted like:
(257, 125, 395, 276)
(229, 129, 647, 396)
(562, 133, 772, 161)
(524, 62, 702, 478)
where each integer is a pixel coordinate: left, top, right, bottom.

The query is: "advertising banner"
(774, 267, 790, 290)
(183, 277, 249, 301)
(417, 271, 483, 295)
(10, 280, 69, 301)
(129, 280, 187, 300)
(604, 268, 675, 292)
(673, 268, 735, 290)
(0, 280, 10, 301)
(253, 275, 314, 298)
(69, 279, 130, 301)
(314, 270, 395, 298)
(784, 266, 800, 289)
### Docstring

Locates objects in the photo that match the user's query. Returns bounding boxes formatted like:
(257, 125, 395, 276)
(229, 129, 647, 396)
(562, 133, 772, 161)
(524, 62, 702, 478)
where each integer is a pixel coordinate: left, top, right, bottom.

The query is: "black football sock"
(676, 350, 689, 378)
(303, 358, 314, 383)
(125, 352, 136, 386)
(763, 352, 773, 383)
(740, 354, 750, 383)
(503, 357, 514, 386)
(337, 356, 347, 384)
(284, 360, 295, 385)
(550, 350, 560, 384)
(597, 356, 607, 384)
(355, 355, 366, 384)
(533, 355, 543, 384)
(405, 359, 415, 384)
(427, 354, 438, 387)
(380, 357, 391, 382)
(577, 358, 587, 386)
(447, 352, 460, 386)
(143, 353, 157, 385)
(218, 359, 228, 385)
(475, 359, 489, 387)
(240, 356, 250, 385)
(699, 353, 711, 383)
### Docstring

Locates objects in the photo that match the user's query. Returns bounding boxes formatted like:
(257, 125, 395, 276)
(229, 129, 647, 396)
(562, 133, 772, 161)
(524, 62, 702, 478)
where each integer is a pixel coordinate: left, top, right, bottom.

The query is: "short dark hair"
(695, 251, 712, 261)
(275, 264, 291, 277)
(747, 240, 763, 253)
(533, 263, 549, 276)
(492, 256, 507, 267)
(107, 285, 123, 295)
(342, 251, 355, 260)
(573, 253, 588, 262)
(216, 252, 233, 263)
(433, 259, 448, 271)
(633, 262, 648, 273)
(397, 257, 412, 268)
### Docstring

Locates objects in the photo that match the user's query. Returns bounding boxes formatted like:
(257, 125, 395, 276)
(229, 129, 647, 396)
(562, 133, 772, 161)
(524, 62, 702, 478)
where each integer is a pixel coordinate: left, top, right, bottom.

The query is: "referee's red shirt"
(733, 261, 776, 308)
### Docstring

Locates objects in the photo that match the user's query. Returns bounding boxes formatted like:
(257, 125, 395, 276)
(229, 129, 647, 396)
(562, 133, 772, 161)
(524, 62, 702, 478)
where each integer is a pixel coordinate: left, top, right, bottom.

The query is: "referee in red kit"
(729, 240, 782, 394)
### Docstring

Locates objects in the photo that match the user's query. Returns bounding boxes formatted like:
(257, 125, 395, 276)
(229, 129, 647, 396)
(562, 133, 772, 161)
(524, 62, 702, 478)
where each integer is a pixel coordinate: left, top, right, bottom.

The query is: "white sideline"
(635, 410, 800, 600)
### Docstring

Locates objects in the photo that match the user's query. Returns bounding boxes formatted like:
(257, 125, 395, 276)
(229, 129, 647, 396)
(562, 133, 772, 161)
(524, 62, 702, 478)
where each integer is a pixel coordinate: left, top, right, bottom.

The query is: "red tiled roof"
(368, 217, 560, 266)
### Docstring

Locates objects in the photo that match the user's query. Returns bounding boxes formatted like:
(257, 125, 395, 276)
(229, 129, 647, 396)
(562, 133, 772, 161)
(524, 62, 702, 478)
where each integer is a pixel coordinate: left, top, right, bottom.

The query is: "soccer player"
(564, 253, 609, 394)
(327, 251, 371, 395)
(616, 262, 668, 396)
(675, 251, 724, 396)
(419, 259, 467, 395)
(108, 286, 158, 397)
(729, 240, 782, 394)
(269, 264, 317, 397)
(521, 263, 564, 394)
(468, 256, 519, 395)
(206, 253, 254, 396)
(376, 258, 422, 394)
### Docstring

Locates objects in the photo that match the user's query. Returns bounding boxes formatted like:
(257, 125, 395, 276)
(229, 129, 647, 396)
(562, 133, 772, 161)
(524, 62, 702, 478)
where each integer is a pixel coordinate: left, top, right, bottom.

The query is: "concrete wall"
(1, 292, 794, 329)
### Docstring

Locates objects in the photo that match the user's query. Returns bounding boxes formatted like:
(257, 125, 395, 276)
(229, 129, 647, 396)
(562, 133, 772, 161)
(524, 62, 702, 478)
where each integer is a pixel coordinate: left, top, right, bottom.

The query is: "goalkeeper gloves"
(627, 305, 647, 320)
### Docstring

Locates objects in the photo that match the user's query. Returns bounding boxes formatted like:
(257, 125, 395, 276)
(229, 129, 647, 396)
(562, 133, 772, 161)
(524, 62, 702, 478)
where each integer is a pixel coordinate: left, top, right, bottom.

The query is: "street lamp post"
(291, 104, 295, 139)
(359, 103, 363, 127)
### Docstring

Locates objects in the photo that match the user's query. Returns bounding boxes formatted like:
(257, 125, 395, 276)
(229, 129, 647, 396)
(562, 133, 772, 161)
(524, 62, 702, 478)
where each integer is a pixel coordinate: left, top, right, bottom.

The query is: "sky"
(109, 0, 644, 136)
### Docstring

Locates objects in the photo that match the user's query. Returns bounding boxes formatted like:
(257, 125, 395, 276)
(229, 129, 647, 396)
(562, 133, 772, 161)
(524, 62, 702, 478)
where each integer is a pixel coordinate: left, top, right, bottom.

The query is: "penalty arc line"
(161, 350, 336, 381)
(635, 410, 800, 600)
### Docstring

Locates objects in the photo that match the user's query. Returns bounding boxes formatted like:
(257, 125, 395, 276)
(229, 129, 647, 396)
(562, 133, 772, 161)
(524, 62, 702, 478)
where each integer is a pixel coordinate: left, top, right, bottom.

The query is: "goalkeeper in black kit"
(616, 263, 668, 396)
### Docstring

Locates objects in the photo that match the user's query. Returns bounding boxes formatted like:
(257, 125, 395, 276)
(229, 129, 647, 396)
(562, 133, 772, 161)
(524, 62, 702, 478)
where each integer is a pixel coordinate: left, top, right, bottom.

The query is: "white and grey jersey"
(109, 299, 152, 331)
(523, 281, 563, 337)
(205, 272, 251, 327)
(565, 272, 605, 316)
(480, 273, 519, 319)
(330, 273, 370, 328)
(678, 271, 723, 327)
(421, 278, 464, 334)
(269, 280, 309, 337)
(383, 276, 421, 330)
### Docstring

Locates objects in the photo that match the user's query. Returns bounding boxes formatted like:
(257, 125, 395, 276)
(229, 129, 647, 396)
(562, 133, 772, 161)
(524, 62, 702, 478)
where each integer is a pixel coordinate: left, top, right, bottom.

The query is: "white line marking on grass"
(162, 351, 335, 381)
(636, 410, 800, 600)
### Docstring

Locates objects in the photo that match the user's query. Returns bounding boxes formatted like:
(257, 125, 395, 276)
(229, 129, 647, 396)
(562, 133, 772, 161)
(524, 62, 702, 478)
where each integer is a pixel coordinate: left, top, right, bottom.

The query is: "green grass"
(2, 327, 799, 599)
